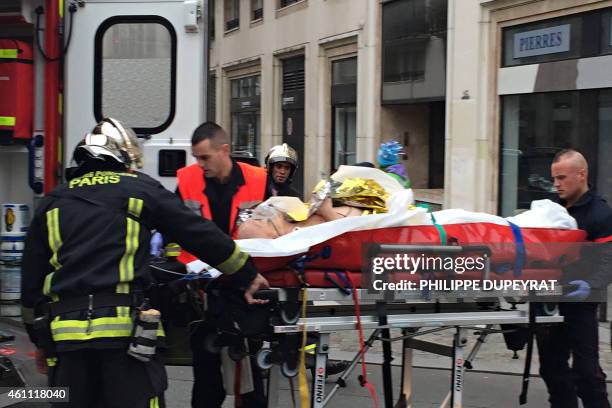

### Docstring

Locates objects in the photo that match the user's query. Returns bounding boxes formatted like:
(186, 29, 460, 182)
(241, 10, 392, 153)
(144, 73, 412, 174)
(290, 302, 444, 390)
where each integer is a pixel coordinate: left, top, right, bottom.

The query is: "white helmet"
(73, 118, 143, 169)
(264, 143, 298, 179)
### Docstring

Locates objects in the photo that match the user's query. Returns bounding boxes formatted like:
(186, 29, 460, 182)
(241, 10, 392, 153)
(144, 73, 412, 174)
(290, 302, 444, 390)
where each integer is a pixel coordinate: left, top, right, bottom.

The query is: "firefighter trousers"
(49, 348, 167, 408)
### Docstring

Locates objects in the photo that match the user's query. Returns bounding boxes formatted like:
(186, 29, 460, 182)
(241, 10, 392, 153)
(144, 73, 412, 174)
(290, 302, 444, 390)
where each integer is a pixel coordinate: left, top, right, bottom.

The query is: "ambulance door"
(64, 0, 207, 190)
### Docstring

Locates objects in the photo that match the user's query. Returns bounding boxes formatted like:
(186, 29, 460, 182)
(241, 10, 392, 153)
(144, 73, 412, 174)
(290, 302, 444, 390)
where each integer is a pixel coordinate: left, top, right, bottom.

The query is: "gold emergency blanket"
(312, 177, 388, 212)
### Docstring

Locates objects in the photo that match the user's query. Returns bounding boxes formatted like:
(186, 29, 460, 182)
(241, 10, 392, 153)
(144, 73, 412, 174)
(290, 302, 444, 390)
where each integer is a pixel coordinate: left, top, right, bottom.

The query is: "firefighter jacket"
(176, 161, 266, 265)
(21, 167, 257, 351)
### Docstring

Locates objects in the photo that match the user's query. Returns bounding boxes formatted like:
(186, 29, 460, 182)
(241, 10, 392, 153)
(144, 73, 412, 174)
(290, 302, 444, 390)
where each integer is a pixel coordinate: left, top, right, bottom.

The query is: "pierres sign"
(513, 24, 571, 59)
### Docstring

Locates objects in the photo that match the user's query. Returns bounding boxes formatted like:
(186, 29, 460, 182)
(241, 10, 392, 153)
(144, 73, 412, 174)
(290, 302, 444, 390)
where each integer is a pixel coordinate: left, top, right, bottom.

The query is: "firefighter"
(175, 122, 268, 408)
(21, 118, 268, 408)
(264, 143, 300, 199)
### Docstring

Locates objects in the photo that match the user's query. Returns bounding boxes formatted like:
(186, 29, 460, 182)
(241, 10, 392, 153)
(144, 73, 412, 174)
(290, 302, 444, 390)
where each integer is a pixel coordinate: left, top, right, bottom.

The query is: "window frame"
(93, 15, 177, 135)
(225, 0, 240, 31)
(251, 0, 264, 21)
(278, 0, 301, 9)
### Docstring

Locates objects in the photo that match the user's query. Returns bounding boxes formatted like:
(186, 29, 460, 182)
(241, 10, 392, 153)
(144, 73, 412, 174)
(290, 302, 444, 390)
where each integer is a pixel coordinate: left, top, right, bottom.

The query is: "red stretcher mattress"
(255, 223, 586, 287)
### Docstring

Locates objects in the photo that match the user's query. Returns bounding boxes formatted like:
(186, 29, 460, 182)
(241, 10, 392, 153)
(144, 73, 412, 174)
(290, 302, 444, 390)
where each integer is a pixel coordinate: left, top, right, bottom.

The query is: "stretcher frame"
(264, 303, 561, 408)
(257, 244, 565, 408)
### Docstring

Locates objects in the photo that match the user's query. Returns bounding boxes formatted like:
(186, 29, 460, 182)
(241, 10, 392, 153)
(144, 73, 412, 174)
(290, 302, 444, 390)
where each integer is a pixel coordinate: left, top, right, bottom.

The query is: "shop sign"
(514, 24, 570, 58)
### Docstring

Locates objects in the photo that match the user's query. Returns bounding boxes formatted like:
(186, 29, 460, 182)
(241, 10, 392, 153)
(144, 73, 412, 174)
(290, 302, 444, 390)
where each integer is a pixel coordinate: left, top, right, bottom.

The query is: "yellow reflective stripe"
(59, 0, 64, 18)
(51, 316, 133, 341)
(0, 50, 17, 59)
(215, 244, 248, 275)
(43, 272, 55, 296)
(51, 316, 133, 329)
(149, 396, 159, 408)
(128, 197, 144, 218)
(45, 209, 62, 301)
(47, 209, 63, 269)
(156, 324, 165, 338)
(46, 357, 58, 367)
(164, 243, 180, 257)
(0, 116, 16, 126)
(117, 198, 143, 316)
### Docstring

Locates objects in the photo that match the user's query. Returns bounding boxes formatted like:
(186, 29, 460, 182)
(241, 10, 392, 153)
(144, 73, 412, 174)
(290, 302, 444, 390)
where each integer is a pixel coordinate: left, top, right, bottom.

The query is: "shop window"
(94, 16, 176, 134)
(499, 90, 612, 216)
(500, 7, 612, 67)
(224, 0, 239, 31)
(251, 0, 263, 21)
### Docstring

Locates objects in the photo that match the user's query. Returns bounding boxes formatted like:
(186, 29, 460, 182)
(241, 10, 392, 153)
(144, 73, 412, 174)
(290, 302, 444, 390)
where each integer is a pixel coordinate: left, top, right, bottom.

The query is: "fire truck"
(0, 0, 211, 382)
(1, 0, 211, 200)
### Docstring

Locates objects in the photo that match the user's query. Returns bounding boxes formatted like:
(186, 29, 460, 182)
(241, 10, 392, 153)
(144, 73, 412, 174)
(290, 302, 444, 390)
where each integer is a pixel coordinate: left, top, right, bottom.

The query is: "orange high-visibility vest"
(176, 161, 266, 264)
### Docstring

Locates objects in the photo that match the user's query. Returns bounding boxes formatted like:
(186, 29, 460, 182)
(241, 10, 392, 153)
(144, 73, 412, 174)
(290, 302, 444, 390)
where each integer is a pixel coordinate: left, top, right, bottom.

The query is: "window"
(231, 76, 260, 98)
(230, 75, 261, 158)
(332, 58, 357, 86)
(224, 0, 239, 31)
(231, 112, 260, 157)
(94, 16, 176, 134)
(382, 0, 447, 84)
(209, 0, 215, 39)
(383, 40, 427, 82)
(333, 107, 357, 169)
(251, 0, 263, 21)
(279, 0, 301, 8)
(331, 58, 358, 170)
(499, 90, 612, 216)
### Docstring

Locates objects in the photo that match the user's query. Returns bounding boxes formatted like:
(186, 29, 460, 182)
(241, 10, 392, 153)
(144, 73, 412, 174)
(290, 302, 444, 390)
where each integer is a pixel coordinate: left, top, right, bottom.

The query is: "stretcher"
(208, 199, 582, 407)
(248, 284, 564, 408)
(202, 242, 571, 408)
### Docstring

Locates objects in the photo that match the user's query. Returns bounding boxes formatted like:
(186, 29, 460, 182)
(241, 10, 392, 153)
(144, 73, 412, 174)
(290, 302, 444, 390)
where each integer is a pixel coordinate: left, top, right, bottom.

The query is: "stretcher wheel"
(541, 303, 558, 316)
(228, 344, 246, 362)
(256, 349, 274, 370)
(281, 361, 298, 378)
(204, 334, 222, 354)
(280, 309, 300, 325)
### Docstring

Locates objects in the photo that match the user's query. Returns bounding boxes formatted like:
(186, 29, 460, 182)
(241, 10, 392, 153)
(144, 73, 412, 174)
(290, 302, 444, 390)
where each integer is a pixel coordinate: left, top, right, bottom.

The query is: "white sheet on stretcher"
(236, 190, 577, 258)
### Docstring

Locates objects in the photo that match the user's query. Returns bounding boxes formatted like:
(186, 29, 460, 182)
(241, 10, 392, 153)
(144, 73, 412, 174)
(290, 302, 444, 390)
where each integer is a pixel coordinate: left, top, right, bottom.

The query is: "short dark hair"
(191, 122, 229, 147)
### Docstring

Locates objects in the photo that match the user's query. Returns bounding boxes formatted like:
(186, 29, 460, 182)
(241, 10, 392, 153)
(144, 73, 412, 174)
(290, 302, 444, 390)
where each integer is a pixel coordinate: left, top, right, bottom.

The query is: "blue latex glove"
(566, 280, 591, 301)
(150, 232, 164, 257)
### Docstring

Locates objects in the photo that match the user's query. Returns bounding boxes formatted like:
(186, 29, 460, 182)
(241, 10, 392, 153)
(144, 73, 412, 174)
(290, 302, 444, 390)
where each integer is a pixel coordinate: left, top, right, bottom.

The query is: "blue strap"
(508, 221, 525, 278)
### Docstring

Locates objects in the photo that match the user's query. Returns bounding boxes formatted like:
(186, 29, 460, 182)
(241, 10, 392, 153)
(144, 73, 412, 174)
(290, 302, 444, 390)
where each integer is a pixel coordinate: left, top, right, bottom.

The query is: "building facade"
(209, 0, 612, 214)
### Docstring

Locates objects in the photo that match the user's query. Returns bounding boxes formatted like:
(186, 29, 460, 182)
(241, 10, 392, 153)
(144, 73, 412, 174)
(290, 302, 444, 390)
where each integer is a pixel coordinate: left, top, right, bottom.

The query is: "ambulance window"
(94, 16, 176, 134)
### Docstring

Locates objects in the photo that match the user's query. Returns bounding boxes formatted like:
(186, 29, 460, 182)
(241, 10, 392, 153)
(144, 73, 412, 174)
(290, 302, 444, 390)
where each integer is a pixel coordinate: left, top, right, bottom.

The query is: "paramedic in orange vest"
(176, 122, 267, 408)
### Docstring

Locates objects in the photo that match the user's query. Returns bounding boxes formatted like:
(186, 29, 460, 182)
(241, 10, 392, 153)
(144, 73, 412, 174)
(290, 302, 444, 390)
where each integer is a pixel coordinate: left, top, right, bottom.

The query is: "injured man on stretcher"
(236, 165, 395, 239)
(231, 164, 579, 261)
(237, 197, 364, 239)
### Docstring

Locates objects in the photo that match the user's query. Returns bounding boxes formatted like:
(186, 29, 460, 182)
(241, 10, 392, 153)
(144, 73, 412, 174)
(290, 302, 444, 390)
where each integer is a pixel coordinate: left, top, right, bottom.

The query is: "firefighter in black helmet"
(264, 143, 300, 199)
(21, 117, 268, 408)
